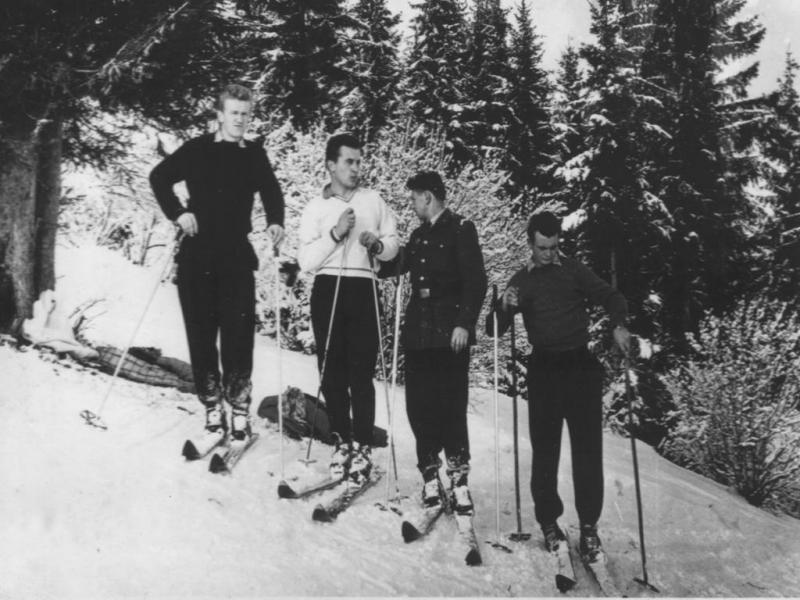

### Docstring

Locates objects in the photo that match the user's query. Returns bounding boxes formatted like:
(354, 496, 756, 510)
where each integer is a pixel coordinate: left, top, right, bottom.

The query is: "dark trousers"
(310, 275, 379, 446)
(177, 261, 255, 411)
(527, 347, 604, 527)
(405, 346, 471, 474)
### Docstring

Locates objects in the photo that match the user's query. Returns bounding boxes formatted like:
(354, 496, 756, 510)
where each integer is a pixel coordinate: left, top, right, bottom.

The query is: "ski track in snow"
(2, 244, 800, 598)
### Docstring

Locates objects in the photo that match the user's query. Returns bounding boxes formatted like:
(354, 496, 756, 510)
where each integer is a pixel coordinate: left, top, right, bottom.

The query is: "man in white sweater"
(298, 132, 399, 482)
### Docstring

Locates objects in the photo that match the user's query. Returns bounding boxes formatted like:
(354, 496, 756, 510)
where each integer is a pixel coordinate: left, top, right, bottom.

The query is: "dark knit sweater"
(149, 133, 284, 267)
(497, 257, 627, 352)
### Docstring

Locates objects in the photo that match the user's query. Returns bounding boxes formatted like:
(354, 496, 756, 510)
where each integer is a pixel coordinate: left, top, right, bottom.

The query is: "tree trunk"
(34, 117, 62, 294)
(0, 124, 38, 334)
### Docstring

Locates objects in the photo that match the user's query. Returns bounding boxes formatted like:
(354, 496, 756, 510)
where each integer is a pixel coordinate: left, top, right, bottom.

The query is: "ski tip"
(312, 506, 334, 523)
(465, 548, 483, 567)
(401, 521, 421, 543)
(208, 453, 229, 474)
(277, 481, 297, 499)
(182, 440, 199, 460)
(556, 574, 576, 593)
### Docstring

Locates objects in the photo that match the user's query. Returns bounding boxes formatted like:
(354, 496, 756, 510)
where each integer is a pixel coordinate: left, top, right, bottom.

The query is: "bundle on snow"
(258, 386, 388, 447)
(92, 346, 195, 393)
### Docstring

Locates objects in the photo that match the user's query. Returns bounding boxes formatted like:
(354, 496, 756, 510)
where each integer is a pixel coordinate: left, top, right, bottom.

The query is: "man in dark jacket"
(491, 211, 630, 561)
(397, 171, 487, 513)
(149, 84, 285, 442)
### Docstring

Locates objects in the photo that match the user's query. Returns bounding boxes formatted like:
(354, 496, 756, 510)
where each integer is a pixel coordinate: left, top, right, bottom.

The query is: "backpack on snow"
(257, 386, 387, 447)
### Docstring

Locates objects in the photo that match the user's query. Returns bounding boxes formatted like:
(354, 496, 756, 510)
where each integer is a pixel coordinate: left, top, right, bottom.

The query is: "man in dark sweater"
(492, 211, 630, 560)
(389, 171, 487, 512)
(149, 84, 285, 442)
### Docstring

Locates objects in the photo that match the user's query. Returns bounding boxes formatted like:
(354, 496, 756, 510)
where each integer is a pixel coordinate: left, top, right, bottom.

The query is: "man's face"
(530, 231, 559, 266)
(410, 189, 430, 221)
(217, 98, 251, 142)
(328, 145, 361, 191)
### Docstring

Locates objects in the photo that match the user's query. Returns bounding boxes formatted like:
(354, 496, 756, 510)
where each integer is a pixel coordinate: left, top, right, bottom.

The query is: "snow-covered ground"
(2, 243, 799, 598)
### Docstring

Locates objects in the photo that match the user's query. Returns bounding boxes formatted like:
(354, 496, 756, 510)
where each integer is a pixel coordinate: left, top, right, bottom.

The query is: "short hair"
(527, 212, 561, 239)
(325, 132, 362, 163)
(216, 84, 253, 111)
(406, 170, 446, 202)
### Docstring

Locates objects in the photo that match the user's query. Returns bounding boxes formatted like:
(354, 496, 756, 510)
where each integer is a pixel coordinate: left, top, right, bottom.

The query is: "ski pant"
(177, 260, 255, 413)
(405, 346, 471, 477)
(310, 274, 379, 446)
(527, 346, 604, 528)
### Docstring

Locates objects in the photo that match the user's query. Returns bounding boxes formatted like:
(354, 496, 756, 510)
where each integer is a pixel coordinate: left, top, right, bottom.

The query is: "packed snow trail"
(1, 244, 799, 597)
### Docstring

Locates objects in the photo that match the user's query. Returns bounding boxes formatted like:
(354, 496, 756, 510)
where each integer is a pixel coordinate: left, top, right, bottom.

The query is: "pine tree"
(339, 0, 402, 140)
(555, 0, 673, 339)
(404, 0, 470, 159)
(556, 45, 583, 110)
(640, 0, 766, 342)
(506, 0, 555, 205)
(461, 0, 512, 159)
(756, 51, 800, 302)
(552, 44, 584, 177)
(255, 0, 355, 131)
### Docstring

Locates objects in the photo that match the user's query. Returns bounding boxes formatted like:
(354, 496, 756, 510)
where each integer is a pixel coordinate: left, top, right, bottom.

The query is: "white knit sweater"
(298, 186, 399, 278)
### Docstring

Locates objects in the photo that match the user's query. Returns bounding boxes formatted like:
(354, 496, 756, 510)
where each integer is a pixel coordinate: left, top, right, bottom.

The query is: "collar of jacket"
(213, 130, 246, 148)
(426, 207, 454, 231)
(322, 183, 359, 202)
(527, 252, 564, 271)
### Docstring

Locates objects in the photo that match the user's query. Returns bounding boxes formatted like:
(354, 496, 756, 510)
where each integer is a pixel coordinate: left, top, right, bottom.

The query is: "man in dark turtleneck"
(149, 84, 285, 442)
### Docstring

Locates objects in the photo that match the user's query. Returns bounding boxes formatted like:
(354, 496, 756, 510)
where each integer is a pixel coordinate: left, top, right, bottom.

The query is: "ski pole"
(302, 238, 348, 465)
(385, 272, 404, 501)
(274, 245, 285, 479)
(80, 230, 184, 430)
(509, 316, 531, 542)
(488, 285, 512, 553)
(624, 353, 659, 593)
(368, 253, 398, 486)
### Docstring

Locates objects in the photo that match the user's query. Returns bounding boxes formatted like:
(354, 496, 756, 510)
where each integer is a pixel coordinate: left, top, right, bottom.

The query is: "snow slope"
(1, 243, 799, 598)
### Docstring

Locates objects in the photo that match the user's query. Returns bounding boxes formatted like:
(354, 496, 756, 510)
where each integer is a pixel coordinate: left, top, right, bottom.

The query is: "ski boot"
(542, 521, 568, 553)
(204, 403, 227, 435)
(329, 435, 351, 480)
(579, 523, 602, 562)
(449, 474, 474, 516)
(421, 467, 445, 508)
(230, 411, 252, 442)
(349, 441, 372, 484)
(446, 459, 473, 515)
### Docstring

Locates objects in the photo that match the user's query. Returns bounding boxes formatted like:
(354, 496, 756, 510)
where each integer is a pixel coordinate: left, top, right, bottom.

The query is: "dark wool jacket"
(149, 133, 285, 269)
(389, 209, 488, 350)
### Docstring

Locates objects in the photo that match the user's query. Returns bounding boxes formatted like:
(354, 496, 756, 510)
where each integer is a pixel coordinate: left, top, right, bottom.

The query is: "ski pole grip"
(491, 284, 498, 306)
